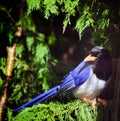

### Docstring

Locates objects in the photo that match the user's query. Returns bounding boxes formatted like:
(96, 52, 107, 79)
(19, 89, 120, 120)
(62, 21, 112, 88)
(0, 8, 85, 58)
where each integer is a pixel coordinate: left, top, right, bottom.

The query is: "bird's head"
(84, 46, 112, 62)
(90, 46, 109, 59)
(90, 46, 113, 80)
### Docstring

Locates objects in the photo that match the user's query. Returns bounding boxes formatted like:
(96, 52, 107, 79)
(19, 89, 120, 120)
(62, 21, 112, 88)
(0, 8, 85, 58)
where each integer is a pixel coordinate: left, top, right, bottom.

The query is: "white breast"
(72, 69, 109, 100)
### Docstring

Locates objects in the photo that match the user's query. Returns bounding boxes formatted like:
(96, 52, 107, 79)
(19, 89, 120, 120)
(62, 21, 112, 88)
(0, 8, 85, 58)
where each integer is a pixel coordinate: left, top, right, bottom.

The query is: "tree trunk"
(0, 26, 22, 121)
(0, 44, 16, 121)
(112, 55, 120, 121)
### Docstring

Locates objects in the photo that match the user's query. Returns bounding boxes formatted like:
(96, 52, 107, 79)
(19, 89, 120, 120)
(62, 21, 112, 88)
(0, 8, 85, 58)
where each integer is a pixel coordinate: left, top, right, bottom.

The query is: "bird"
(12, 46, 113, 112)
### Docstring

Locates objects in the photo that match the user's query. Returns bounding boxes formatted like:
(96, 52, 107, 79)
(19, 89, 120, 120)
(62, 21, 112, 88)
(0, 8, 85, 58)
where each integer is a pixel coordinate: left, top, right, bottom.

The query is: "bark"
(0, 44, 16, 121)
(0, 26, 22, 121)
(112, 56, 120, 121)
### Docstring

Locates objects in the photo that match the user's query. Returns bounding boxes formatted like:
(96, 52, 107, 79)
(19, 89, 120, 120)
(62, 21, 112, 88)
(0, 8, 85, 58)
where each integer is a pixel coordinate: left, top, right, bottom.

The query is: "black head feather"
(90, 46, 113, 80)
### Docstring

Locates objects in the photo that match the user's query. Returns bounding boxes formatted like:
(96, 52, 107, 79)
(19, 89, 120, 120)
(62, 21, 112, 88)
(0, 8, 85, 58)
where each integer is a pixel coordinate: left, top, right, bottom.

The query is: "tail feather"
(33, 88, 59, 105)
(12, 85, 60, 112)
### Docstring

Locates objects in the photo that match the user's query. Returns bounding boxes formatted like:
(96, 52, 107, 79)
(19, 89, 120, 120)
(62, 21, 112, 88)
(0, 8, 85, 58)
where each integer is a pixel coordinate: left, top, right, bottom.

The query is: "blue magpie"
(13, 46, 113, 112)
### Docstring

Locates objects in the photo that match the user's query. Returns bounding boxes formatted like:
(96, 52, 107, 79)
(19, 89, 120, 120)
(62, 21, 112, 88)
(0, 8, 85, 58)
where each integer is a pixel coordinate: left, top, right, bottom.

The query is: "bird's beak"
(84, 54, 97, 62)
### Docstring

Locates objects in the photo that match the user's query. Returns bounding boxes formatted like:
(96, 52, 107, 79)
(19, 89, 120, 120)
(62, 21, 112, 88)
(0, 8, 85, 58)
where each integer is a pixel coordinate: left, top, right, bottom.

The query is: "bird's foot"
(97, 98, 107, 108)
(82, 98, 96, 108)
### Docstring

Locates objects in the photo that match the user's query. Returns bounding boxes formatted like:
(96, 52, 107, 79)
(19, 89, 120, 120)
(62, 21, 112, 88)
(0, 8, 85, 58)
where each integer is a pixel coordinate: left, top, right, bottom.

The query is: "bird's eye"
(97, 52, 102, 57)
(91, 52, 102, 57)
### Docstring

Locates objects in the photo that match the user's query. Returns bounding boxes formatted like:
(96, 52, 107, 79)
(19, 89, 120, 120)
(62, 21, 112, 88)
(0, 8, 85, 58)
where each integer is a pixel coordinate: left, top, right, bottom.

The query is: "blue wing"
(60, 61, 91, 93)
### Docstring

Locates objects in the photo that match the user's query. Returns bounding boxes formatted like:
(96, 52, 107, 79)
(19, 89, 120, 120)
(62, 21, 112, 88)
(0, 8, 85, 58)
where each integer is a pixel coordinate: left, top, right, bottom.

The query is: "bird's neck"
(93, 59, 112, 80)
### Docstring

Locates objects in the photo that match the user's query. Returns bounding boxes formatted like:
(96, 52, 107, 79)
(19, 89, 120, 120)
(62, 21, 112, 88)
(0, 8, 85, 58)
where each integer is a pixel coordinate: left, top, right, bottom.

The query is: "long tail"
(12, 85, 60, 112)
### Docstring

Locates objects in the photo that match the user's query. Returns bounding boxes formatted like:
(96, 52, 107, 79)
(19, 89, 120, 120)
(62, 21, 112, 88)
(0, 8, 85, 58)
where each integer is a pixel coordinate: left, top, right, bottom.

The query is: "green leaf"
(16, 44, 24, 58)
(0, 57, 6, 75)
(26, 36, 34, 51)
(38, 67, 48, 78)
(17, 16, 36, 32)
(102, 9, 109, 17)
(97, 18, 109, 30)
(63, 15, 71, 33)
(35, 43, 50, 64)
(48, 31, 56, 45)
(0, 77, 4, 88)
(42, 77, 50, 91)
(7, 108, 13, 121)
(26, 0, 41, 15)
(44, 0, 59, 19)
(37, 33, 45, 42)
(75, 6, 94, 39)
(62, 0, 79, 32)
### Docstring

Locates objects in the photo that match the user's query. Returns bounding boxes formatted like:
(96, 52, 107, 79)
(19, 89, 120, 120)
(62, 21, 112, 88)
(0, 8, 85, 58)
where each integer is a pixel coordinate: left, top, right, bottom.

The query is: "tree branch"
(0, 26, 22, 121)
(0, 44, 16, 121)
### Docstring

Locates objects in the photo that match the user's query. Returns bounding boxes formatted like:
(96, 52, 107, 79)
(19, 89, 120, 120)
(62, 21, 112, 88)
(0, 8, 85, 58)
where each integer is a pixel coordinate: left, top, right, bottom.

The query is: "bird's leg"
(84, 54, 97, 62)
(82, 98, 96, 108)
(97, 98, 107, 108)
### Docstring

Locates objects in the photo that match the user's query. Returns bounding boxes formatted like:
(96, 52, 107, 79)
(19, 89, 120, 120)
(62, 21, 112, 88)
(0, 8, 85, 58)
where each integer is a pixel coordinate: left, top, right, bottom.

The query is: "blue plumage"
(13, 61, 90, 112)
(12, 46, 113, 112)
(60, 61, 90, 91)
(13, 86, 60, 112)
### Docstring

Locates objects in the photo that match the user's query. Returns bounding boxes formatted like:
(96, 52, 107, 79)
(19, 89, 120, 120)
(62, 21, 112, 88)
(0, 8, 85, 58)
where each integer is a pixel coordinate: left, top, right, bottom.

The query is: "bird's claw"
(97, 98, 107, 108)
(82, 98, 96, 109)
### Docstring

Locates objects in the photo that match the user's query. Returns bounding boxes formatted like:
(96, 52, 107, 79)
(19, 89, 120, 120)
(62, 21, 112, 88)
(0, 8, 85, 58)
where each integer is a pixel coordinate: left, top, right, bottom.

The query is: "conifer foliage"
(10, 100, 111, 121)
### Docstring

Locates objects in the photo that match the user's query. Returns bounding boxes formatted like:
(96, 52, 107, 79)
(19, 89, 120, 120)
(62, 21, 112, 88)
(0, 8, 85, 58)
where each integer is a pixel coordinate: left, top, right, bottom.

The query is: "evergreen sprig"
(11, 100, 110, 121)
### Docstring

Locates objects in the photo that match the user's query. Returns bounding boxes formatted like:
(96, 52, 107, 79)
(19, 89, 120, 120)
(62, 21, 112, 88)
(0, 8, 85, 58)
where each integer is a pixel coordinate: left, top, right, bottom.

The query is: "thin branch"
(0, 6, 16, 24)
